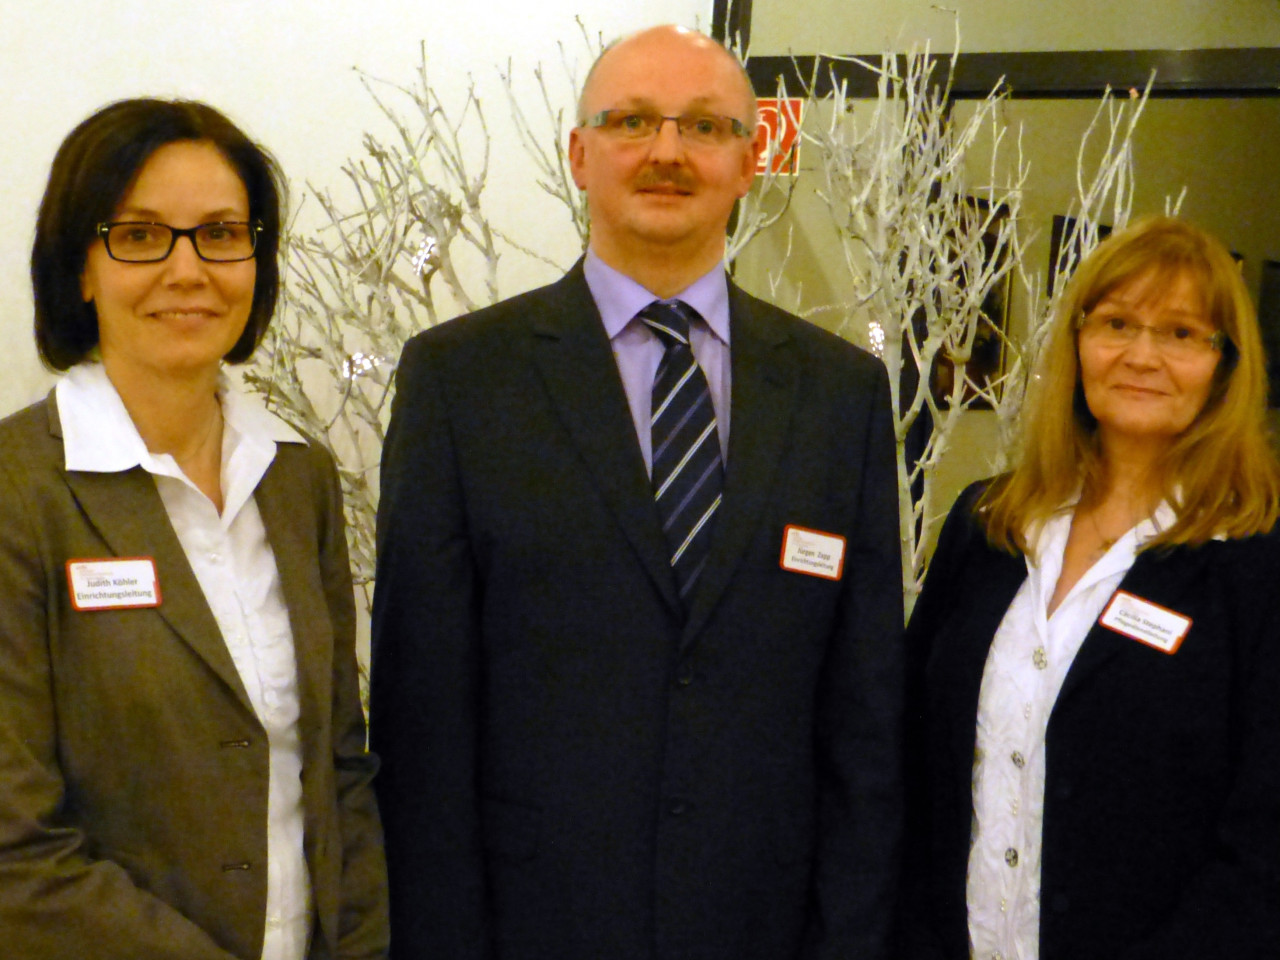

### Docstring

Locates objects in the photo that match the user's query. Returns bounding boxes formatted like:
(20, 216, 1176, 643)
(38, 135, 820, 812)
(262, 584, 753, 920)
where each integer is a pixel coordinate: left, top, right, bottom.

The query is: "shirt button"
(1011, 751, 1025, 768)
(1024, 702, 1033, 719)
(1005, 847, 1019, 867)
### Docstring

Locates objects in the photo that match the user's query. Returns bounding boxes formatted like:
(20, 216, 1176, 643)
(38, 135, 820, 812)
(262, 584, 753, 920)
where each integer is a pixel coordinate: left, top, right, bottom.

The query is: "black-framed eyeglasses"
(95, 220, 263, 263)
(582, 109, 753, 146)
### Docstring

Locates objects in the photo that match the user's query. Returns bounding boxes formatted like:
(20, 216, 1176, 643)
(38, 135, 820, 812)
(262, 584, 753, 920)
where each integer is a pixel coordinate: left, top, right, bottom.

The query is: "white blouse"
(57, 363, 312, 960)
(966, 499, 1176, 960)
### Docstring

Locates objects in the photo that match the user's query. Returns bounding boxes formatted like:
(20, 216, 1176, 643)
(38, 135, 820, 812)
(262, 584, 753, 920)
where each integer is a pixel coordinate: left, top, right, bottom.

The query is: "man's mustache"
(633, 168, 696, 192)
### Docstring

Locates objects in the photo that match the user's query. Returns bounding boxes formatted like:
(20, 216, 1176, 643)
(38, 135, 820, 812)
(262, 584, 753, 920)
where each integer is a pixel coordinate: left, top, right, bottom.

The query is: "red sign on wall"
(756, 97, 803, 176)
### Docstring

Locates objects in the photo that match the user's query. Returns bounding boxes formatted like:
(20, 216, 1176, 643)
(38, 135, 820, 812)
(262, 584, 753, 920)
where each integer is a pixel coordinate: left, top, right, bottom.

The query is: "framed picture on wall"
(1046, 214, 1113, 296)
(1258, 259, 1280, 407)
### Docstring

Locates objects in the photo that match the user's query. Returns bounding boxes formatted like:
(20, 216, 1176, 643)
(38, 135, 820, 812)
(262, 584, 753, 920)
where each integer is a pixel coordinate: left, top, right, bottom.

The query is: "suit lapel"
(1054, 544, 1209, 707)
(944, 546, 1029, 767)
(61, 467, 256, 714)
(683, 288, 798, 643)
(528, 266, 683, 615)
(255, 449, 331, 745)
(47, 393, 255, 715)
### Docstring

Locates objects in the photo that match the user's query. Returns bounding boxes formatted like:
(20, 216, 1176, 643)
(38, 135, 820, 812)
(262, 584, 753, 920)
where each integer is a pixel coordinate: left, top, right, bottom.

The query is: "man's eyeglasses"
(582, 109, 753, 147)
(95, 221, 263, 263)
(1077, 310, 1227, 359)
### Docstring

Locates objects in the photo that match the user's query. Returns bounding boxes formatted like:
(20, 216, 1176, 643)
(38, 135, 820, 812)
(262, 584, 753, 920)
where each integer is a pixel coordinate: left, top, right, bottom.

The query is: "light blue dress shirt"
(582, 249, 731, 475)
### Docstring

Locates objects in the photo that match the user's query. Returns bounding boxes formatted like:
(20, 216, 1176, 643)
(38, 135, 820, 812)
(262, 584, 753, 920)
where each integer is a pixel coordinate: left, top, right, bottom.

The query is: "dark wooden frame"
(929, 198, 1013, 409)
(741, 49, 1280, 102)
(711, 3, 1280, 102)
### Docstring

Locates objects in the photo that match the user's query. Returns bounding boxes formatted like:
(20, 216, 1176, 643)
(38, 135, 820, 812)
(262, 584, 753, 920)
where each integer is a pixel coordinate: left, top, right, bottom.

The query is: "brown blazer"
(0, 393, 388, 960)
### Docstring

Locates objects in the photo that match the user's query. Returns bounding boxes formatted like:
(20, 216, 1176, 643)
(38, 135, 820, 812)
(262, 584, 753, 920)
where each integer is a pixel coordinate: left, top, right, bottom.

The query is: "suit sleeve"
(0, 454, 240, 959)
(806, 359, 906, 960)
(369, 334, 491, 959)
(311, 443, 391, 959)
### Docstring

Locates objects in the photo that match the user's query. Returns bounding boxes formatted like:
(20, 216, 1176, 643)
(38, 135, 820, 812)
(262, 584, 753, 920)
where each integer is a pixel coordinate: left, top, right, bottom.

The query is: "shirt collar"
(57, 362, 303, 475)
(583, 248, 731, 345)
(1026, 495, 1181, 566)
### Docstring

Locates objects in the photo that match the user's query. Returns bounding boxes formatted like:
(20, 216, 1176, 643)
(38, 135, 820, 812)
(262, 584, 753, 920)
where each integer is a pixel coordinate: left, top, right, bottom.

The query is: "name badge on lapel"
(1099, 590, 1191, 655)
(66, 558, 162, 611)
(780, 525, 846, 581)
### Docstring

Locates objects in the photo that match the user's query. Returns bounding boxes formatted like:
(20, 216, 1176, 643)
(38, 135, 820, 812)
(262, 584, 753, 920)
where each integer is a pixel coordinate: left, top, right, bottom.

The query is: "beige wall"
(750, 0, 1280, 54)
(734, 90, 1280, 521)
(0, 0, 712, 418)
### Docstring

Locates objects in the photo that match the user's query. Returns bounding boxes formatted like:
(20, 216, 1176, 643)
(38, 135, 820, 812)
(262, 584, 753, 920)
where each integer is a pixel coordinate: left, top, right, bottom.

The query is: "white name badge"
(66, 558, 162, 611)
(780, 524, 846, 581)
(1099, 590, 1191, 655)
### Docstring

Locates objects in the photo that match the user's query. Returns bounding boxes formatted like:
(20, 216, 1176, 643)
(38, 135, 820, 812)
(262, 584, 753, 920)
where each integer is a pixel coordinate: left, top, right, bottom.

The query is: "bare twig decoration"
(246, 43, 590, 607)
(805, 28, 1027, 616)
(246, 18, 1153, 629)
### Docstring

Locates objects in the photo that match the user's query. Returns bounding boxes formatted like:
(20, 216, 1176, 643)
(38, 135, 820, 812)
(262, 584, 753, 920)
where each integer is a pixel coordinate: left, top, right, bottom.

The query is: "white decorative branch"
(805, 29, 1027, 616)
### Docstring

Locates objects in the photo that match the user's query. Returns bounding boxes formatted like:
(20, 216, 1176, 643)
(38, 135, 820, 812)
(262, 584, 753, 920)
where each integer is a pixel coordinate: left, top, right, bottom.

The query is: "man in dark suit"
(370, 24, 904, 960)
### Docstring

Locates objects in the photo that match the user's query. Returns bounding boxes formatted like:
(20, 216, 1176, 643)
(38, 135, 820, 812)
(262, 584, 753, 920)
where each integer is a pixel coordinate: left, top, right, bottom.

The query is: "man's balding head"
(577, 26, 758, 130)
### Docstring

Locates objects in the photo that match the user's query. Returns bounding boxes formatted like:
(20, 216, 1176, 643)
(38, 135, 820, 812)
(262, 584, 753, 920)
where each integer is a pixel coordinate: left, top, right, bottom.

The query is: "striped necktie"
(641, 300, 723, 607)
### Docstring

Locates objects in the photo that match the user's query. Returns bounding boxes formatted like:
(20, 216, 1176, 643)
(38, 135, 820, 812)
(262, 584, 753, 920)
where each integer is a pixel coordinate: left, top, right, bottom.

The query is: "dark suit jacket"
(900, 482, 1280, 959)
(370, 263, 904, 960)
(0, 393, 388, 960)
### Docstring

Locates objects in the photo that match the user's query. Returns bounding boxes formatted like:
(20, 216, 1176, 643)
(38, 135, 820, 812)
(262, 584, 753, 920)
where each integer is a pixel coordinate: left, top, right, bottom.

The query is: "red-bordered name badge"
(1099, 590, 1191, 655)
(779, 525, 846, 581)
(66, 557, 162, 611)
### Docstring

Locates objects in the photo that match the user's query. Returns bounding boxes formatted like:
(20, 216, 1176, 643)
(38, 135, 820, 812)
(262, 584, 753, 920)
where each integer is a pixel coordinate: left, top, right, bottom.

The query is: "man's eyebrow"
(606, 96, 722, 112)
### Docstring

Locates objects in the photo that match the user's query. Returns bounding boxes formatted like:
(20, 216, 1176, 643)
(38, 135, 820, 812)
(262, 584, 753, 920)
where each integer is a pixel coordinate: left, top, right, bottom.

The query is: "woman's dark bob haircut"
(32, 98, 284, 370)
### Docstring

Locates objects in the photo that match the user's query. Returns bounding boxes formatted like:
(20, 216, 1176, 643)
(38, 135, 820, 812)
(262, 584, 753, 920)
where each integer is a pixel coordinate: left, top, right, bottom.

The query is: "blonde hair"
(981, 215, 1280, 552)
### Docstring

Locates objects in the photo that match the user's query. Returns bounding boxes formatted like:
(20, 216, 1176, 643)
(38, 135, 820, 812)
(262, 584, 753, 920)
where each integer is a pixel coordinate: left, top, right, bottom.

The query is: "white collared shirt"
(966, 500, 1176, 960)
(57, 363, 312, 960)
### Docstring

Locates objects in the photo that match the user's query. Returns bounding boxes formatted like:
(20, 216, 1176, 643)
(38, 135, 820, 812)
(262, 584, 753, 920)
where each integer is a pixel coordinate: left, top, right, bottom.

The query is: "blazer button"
(668, 799, 688, 816)
(676, 669, 694, 687)
(221, 862, 251, 872)
(219, 738, 251, 749)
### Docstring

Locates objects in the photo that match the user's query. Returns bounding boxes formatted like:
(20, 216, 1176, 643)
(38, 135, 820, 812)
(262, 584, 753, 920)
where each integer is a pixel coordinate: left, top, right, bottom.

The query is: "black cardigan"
(899, 481, 1280, 959)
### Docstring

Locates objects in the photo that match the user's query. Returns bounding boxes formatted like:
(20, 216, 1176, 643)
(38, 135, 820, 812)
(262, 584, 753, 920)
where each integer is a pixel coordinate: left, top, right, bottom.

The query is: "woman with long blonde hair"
(900, 216, 1280, 959)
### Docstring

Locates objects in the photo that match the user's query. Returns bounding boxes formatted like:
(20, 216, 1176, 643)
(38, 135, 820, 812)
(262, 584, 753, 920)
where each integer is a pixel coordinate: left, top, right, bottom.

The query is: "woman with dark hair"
(900, 216, 1280, 959)
(0, 99, 387, 959)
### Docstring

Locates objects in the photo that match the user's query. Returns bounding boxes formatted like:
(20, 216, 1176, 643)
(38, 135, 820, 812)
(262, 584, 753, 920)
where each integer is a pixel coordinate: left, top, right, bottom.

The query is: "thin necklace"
(1088, 510, 1117, 558)
(1087, 500, 1147, 558)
